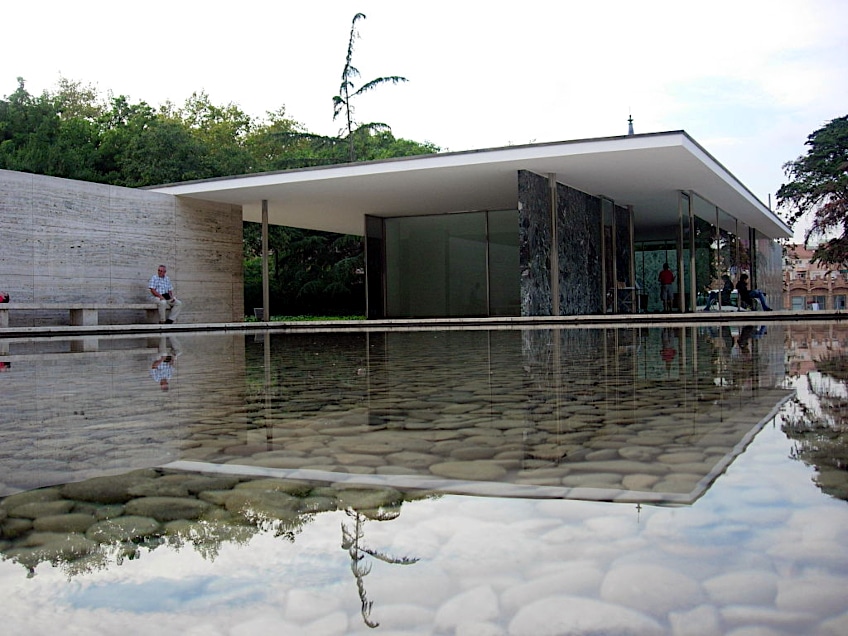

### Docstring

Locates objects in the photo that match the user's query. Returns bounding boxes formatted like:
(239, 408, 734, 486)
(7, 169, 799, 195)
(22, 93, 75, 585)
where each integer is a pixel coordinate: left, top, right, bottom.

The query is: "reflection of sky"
(71, 519, 353, 608)
(5, 423, 847, 634)
(68, 577, 265, 612)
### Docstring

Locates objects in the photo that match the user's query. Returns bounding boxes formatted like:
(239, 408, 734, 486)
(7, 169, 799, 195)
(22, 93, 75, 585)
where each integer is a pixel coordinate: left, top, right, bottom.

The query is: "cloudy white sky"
(5, 0, 847, 239)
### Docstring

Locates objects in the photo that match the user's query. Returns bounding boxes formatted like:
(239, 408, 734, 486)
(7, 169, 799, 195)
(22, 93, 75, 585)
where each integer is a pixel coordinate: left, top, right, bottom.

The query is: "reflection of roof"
(151, 131, 791, 240)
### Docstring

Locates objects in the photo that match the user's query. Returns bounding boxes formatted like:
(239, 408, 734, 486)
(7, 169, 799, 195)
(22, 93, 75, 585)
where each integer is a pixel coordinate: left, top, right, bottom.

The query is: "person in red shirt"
(658, 263, 675, 312)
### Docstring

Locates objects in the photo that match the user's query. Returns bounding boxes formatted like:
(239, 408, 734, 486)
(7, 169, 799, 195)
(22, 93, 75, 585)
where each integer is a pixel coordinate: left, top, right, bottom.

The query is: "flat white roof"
(151, 130, 791, 239)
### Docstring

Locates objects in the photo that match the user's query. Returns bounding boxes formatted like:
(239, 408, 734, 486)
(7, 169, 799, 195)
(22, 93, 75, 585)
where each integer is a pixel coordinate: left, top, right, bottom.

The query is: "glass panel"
(679, 194, 692, 311)
(385, 213, 488, 318)
(791, 296, 806, 310)
(755, 231, 783, 304)
(635, 241, 677, 313)
(736, 220, 752, 281)
(692, 193, 717, 226)
(487, 209, 520, 316)
(692, 215, 713, 309)
(364, 215, 384, 319)
(717, 208, 736, 278)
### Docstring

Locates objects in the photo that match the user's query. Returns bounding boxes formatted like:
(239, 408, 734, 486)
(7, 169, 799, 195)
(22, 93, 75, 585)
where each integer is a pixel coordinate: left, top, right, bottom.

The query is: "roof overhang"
(150, 130, 792, 240)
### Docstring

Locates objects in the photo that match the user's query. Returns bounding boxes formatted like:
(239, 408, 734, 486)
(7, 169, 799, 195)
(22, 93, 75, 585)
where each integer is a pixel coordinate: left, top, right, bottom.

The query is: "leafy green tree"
(245, 107, 318, 170)
(0, 77, 101, 181)
(259, 126, 438, 170)
(778, 115, 848, 265)
(350, 126, 438, 160)
(333, 12, 407, 162)
(170, 91, 256, 177)
(53, 77, 105, 120)
(94, 96, 203, 186)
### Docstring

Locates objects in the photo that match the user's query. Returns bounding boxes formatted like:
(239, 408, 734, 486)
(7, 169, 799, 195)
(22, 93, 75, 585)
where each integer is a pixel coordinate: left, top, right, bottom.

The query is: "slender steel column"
(261, 199, 270, 321)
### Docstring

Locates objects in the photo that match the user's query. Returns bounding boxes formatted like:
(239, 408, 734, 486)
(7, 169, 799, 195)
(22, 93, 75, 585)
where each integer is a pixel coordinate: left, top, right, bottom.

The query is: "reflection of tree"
(0, 472, 428, 586)
(341, 507, 419, 629)
(782, 353, 848, 500)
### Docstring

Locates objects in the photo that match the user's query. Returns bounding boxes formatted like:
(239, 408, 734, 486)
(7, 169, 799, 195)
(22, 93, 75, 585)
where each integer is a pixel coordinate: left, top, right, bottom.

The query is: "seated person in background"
(703, 274, 734, 311)
(148, 264, 183, 324)
(736, 273, 773, 311)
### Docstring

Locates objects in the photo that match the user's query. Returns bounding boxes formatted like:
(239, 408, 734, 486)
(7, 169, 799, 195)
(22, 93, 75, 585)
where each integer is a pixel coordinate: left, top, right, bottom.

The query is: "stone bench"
(0, 303, 159, 327)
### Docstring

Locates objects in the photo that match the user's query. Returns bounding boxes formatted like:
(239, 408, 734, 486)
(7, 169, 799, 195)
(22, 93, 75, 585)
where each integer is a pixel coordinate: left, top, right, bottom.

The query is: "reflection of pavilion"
(165, 325, 792, 506)
(0, 326, 792, 505)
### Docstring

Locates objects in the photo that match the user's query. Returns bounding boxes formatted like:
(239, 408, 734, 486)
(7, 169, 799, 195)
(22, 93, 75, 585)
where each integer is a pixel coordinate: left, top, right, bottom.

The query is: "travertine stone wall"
(0, 169, 244, 325)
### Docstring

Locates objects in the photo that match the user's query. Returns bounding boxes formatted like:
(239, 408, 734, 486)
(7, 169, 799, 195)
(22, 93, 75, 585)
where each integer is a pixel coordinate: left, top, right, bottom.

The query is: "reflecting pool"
(1, 323, 848, 635)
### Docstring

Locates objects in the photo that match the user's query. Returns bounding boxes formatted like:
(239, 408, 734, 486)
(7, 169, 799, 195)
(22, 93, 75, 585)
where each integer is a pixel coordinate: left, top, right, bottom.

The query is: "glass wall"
(755, 233, 784, 305)
(384, 210, 519, 318)
(717, 208, 736, 279)
(691, 215, 714, 308)
(488, 209, 521, 316)
(635, 243, 678, 313)
(631, 191, 785, 314)
(378, 189, 779, 318)
(678, 192, 694, 311)
(737, 221, 753, 280)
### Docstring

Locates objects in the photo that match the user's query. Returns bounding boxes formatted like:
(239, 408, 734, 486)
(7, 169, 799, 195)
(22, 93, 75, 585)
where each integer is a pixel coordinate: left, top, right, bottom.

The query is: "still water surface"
(1, 323, 847, 635)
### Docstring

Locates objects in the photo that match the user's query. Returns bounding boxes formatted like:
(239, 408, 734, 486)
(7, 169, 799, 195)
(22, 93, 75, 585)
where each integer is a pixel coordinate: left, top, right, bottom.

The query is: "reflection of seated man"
(703, 274, 734, 311)
(150, 336, 180, 391)
(150, 353, 174, 391)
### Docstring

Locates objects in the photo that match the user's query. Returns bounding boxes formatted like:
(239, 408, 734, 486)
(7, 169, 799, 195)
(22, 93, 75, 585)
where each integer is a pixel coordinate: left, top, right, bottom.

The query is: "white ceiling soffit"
(150, 131, 791, 239)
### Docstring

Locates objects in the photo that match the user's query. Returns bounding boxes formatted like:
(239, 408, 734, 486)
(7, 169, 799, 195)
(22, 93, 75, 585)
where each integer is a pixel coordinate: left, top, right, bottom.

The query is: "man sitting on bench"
(148, 264, 183, 324)
(736, 273, 773, 311)
(703, 274, 734, 311)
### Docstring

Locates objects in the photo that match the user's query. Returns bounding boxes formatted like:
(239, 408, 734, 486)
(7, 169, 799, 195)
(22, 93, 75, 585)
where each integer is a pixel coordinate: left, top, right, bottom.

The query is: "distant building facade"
(783, 244, 848, 311)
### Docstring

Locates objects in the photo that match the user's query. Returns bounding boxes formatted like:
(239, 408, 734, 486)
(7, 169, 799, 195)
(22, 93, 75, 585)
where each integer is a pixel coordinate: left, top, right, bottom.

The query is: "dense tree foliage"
(242, 225, 365, 315)
(777, 115, 848, 265)
(0, 76, 438, 316)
